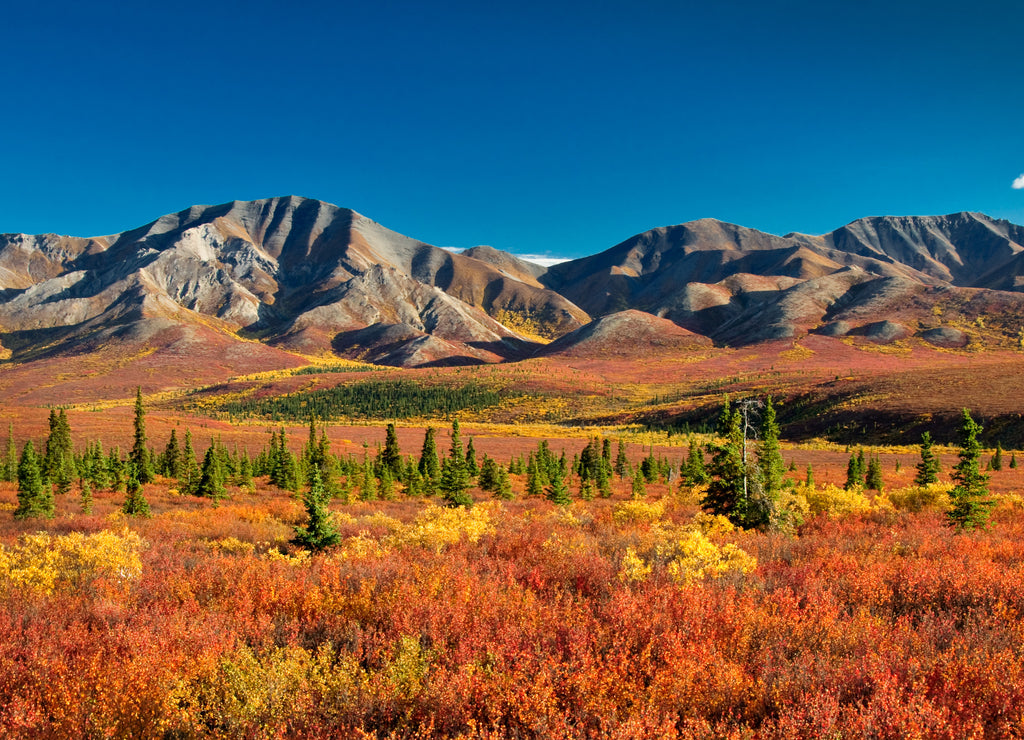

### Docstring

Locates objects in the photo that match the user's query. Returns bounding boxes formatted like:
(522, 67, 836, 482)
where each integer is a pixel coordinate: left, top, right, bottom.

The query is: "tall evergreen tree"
(614, 439, 629, 478)
(418, 427, 440, 481)
(15, 441, 52, 519)
(161, 429, 181, 479)
(465, 437, 479, 478)
(122, 465, 151, 516)
(865, 457, 884, 491)
(680, 440, 710, 486)
(546, 467, 572, 506)
(914, 432, 941, 486)
(180, 429, 200, 491)
(131, 387, 154, 484)
(196, 444, 226, 499)
(702, 408, 745, 525)
(756, 397, 785, 501)
(43, 409, 71, 483)
(294, 469, 340, 551)
(494, 465, 514, 500)
(526, 456, 544, 498)
(79, 477, 93, 515)
(992, 442, 1004, 471)
(380, 423, 403, 477)
(947, 409, 994, 530)
(631, 465, 646, 500)
(440, 419, 472, 507)
(845, 449, 867, 490)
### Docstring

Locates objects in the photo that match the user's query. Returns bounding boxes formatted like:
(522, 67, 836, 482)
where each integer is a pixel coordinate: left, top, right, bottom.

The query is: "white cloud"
(1013, 174, 1024, 190)
(516, 254, 572, 267)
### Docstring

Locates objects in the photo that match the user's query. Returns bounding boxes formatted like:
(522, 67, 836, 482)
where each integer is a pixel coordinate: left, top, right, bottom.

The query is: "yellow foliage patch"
(800, 483, 876, 517)
(0, 528, 144, 596)
(613, 500, 665, 525)
(394, 504, 495, 552)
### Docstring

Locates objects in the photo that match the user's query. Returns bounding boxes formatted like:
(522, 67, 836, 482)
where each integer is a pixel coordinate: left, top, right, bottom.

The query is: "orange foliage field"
(1, 425, 1024, 737)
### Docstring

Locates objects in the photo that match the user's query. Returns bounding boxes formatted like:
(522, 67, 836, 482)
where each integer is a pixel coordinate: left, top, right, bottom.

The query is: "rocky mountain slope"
(541, 212, 1024, 346)
(2, 199, 1023, 369)
(0, 197, 586, 366)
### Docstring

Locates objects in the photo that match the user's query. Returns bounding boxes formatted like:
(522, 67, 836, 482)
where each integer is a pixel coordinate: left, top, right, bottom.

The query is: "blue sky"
(3, 0, 1023, 259)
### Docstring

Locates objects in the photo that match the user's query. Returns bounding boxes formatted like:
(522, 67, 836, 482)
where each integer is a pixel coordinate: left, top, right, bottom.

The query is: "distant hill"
(0, 197, 586, 367)
(2, 198, 1024, 371)
(541, 212, 1024, 345)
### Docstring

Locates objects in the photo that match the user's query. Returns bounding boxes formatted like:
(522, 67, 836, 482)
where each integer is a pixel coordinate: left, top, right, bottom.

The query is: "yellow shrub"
(209, 537, 256, 555)
(659, 530, 757, 586)
(266, 548, 311, 566)
(395, 504, 495, 551)
(613, 500, 665, 525)
(691, 511, 735, 536)
(357, 511, 405, 534)
(887, 483, 952, 512)
(801, 483, 874, 517)
(618, 546, 653, 583)
(168, 643, 363, 735)
(0, 528, 144, 596)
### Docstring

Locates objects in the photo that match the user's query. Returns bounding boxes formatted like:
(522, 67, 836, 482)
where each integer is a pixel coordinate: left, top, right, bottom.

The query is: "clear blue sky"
(3, 0, 1023, 259)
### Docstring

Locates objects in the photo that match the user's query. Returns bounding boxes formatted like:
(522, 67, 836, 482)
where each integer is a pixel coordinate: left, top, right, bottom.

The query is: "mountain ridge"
(3, 197, 1024, 371)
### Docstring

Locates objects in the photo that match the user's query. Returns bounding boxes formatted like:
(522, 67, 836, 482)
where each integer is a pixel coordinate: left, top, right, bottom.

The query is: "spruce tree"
(237, 451, 254, 491)
(294, 469, 340, 552)
(614, 439, 629, 478)
(381, 423, 403, 477)
(1011, 452, 1019, 469)
(494, 465, 514, 500)
(79, 478, 93, 515)
(478, 454, 499, 491)
(631, 465, 646, 499)
(43, 409, 74, 484)
(845, 450, 866, 490)
(180, 429, 200, 492)
(15, 441, 52, 519)
(418, 427, 440, 481)
(914, 432, 941, 486)
(526, 456, 544, 498)
(756, 396, 784, 501)
(359, 454, 378, 501)
(195, 444, 226, 500)
(806, 464, 814, 488)
(131, 387, 154, 484)
(122, 465, 150, 516)
(680, 440, 709, 486)
(546, 467, 572, 506)
(379, 465, 395, 500)
(465, 438, 479, 478)
(162, 429, 181, 479)
(992, 442, 1004, 471)
(947, 409, 994, 530)
(439, 419, 472, 507)
(702, 408, 745, 525)
(865, 457, 884, 491)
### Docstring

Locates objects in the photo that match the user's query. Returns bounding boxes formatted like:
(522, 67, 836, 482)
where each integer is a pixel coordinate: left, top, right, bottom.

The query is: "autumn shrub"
(801, 482, 877, 517)
(0, 527, 143, 596)
(887, 482, 952, 512)
(613, 499, 665, 525)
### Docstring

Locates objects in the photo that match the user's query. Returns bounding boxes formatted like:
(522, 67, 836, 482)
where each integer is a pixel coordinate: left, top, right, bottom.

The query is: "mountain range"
(2, 196, 1024, 368)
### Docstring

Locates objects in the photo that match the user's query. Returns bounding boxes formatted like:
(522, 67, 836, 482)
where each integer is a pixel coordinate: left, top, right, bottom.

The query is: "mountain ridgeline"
(2, 197, 1023, 368)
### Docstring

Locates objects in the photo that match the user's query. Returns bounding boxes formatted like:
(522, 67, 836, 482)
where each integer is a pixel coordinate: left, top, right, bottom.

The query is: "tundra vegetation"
(0, 392, 1021, 738)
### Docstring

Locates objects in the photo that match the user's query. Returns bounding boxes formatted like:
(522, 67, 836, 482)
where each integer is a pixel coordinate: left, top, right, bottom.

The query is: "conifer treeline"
(219, 380, 506, 421)
(4, 390, 1003, 533)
